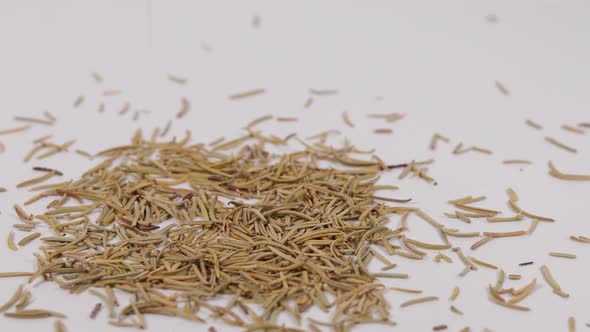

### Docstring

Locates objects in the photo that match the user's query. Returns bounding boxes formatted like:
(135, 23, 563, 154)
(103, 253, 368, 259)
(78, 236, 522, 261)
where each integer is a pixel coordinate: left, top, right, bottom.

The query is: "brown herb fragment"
(545, 137, 577, 153)
(229, 88, 266, 100)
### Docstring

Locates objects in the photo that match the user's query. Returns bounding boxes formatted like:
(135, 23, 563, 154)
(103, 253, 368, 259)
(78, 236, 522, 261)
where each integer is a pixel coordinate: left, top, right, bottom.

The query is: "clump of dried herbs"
(16, 128, 423, 330)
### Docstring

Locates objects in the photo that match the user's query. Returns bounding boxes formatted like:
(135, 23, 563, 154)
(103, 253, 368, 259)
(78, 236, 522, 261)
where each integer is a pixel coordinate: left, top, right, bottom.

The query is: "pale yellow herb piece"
(545, 137, 577, 153)
(73, 96, 85, 108)
(569, 317, 575, 332)
(168, 74, 187, 84)
(548, 161, 590, 181)
(245, 115, 273, 129)
(503, 159, 532, 165)
(176, 97, 190, 119)
(549, 252, 576, 259)
(0, 285, 24, 312)
(7, 232, 17, 251)
(373, 128, 393, 134)
(495, 81, 510, 95)
(400, 296, 438, 308)
(341, 112, 354, 128)
(54, 319, 67, 332)
(469, 256, 498, 269)
(562, 124, 584, 135)
(4, 309, 66, 319)
(228, 88, 266, 100)
(449, 286, 460, 301)
(309, 89, 338, 96)
(0, 125, 31, 136)
(540, 265, 569, 298)
(91, 72, 103, 83)
(525, 119, 542, 129)
(450, 305, 463, 315)
(430, 133, 450, 150)
(390, 287, 423, 294)
(18, 232, 40, 246)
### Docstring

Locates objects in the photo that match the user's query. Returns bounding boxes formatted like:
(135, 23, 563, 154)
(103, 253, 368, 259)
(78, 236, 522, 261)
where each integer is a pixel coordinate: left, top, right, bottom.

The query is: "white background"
(0, 1, 589, 331)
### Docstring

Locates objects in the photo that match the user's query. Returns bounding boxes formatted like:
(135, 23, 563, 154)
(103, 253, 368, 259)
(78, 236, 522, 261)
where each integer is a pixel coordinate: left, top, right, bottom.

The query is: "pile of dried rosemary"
(9, 128, 424, 331)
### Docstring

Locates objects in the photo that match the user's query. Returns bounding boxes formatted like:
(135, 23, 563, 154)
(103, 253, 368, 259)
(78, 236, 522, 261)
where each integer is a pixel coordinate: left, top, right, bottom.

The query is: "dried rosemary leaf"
(373, 128, 393, 134)
(545, 137, 577, 153)
(390, 287, 423, 294)
(245, 115, 273, 129)
(495, 81, 510, 95)
(503, 159, 532, 165)
(228, 88, 266, 100)
(4, 309, 66, 319)
(309, 89, 338, 96)
(469, 256, 498, 270)
(549, 252, 576, 259)
(450, 305, 463, 315)
(168, 74, 187, 84)
(91, 72, 103, 83)
(449, 286, 460, 301)
(176, 97, 190, 118)
(548, 161, 590, 181)
(483, 230, 527, 238)
(540, 265, 569, 298)
(54, 319, 67, 332)
(277, 117, 298, 122)
(14, 116, 53, 126)
(102, 89, 121, 96)
(0, 125, 31, 135)
(562, 124, 584, 135)
(569, 317, 575, 332)
(400, 296, 438, 308)
(367, 113, 404, 123)
(73, 96, 85, 108)
(0, 285, 24, 312)
(525, 119, 542, 130)
(7, 232, 18, 251)
(119, 102, 131, 115)
(18, 232, 40, 246)
(341, 112, 354, 128)
(0, 272, 33, 278)
(430, 133, 450, 150)
(16, 172, 58, 188)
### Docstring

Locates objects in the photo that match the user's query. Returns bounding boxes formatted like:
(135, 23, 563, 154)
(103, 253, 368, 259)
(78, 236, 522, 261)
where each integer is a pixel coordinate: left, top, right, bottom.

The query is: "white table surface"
(0, 1, 589, 331)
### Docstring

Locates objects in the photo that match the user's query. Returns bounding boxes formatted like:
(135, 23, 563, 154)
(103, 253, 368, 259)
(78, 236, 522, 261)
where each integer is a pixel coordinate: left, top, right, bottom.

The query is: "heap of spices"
(13, 129, 430, 330)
